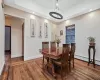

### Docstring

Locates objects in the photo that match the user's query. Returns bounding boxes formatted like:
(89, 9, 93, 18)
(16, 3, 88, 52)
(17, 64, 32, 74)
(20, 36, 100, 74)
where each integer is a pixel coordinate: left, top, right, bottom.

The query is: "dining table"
(41, 47, 62, 59)
(40, 47, 70, 78)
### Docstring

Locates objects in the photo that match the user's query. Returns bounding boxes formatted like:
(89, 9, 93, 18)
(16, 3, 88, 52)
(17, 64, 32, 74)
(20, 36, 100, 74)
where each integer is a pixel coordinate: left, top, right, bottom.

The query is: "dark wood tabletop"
(41, 48, 63, 60)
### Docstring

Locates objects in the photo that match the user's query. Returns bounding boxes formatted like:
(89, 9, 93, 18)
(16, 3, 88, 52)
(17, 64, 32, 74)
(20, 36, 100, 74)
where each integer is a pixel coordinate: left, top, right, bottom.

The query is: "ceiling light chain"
(55, 0, 59, 11)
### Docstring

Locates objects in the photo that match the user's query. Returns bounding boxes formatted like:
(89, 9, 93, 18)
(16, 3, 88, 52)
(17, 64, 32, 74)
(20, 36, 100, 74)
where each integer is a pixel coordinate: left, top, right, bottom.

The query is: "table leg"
(69, 60, 71, 72)
(43, 57, 56, 78)
(93, 49, 95, 68)
(46, 62, 56, 78)
(43, 56, 44, 69)
(88, 48, 90, 66)
(73, 57, 74, 68)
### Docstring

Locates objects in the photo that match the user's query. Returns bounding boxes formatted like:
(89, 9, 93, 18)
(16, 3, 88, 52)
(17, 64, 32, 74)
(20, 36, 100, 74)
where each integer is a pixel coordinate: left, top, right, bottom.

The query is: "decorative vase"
(57, 43, 59, 48)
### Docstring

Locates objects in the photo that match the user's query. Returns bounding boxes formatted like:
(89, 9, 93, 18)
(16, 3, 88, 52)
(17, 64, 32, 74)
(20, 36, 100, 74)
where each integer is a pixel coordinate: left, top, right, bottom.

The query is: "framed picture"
(39, 25, 42, 38)
(60, 30, 63, 36)
(30, 19, 36, 37)
(44, 23, 48, 38)
(39, 20, 42, 38)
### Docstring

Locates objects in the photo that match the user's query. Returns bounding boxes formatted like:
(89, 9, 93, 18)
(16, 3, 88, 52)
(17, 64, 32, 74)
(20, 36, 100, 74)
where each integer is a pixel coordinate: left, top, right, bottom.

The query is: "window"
(66, 25, 75, 44)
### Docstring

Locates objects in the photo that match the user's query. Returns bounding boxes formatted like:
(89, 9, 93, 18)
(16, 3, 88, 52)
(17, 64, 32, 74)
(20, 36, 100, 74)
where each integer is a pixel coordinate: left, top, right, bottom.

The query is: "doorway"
(5, 26, 11, 53)
(5, 14, 25, 61)
(5, 26, 11, 63)
(22, 23, 24, 60)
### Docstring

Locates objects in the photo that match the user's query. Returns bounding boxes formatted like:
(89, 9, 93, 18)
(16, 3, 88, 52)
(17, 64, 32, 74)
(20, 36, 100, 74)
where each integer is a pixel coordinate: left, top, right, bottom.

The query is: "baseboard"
(0, 61, 5, 75)
(75, 55, 100, 65)
(11, 53, 22, 58)
(24, 54, 42, 61)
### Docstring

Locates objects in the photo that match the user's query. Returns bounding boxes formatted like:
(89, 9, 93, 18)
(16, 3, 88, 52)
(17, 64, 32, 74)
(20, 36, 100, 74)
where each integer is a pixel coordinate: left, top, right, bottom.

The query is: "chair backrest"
(42, 42, 49, 49)
(71, 43, 76, 59)
(42, 42, 49, 52)
(50, 42, 56, 52)
(61, 44, 70, 65)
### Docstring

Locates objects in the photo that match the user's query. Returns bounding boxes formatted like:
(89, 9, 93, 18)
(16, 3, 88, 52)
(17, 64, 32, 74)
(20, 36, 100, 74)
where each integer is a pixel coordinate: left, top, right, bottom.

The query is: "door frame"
(5, 26, 11, 53)
(22, 23, 24, 60)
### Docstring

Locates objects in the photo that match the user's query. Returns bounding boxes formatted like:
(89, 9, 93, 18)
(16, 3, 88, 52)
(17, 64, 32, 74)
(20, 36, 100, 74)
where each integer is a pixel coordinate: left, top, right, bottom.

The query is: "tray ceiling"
(4, 0, 100, 22)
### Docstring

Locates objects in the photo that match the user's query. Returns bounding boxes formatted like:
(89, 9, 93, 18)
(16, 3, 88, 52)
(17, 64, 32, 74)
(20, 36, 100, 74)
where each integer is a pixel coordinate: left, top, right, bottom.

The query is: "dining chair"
(42, 42, 49, 68)
(70, 43, 76, 68)
(50, 42, 56, 52)
(53, 44, 70, 79)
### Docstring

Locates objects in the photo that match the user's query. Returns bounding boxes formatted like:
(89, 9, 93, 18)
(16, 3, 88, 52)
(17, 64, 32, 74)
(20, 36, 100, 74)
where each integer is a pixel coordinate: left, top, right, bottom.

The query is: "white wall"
(0, 4, 5, 75)
(56, 9, 100, 65)
(4, 5, 55, 60)
(5, 17, 11, 26)
(11, 18, 23, 58)
(51, 23, 57, 41)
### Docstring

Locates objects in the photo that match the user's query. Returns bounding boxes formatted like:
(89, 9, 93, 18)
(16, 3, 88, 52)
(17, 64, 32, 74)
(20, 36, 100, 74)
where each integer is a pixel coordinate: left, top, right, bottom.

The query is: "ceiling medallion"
(49, 0, 63, 19)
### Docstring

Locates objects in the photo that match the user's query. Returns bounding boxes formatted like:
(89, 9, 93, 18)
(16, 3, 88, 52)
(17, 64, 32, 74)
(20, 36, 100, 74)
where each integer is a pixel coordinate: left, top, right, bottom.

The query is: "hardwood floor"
(1, 55, 100, 80)
(0, 52, 11, 80)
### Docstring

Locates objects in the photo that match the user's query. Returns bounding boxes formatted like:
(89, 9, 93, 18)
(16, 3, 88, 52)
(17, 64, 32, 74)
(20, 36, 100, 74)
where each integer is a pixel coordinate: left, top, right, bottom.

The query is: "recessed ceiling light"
(30, 15, 35, 19)
(89, 13, 94, 17)
(66, 20, 70, 24)
(32, 12, 35, 14)
(89, 9, 92, 12)
(56, 3, 58, 6)
(44, 19, 48, 23)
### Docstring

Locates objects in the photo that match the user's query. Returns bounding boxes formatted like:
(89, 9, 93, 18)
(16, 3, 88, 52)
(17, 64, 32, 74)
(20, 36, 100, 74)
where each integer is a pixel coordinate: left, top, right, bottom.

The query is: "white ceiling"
(32, 0, 86, 12)
(4, 0, 100, 23)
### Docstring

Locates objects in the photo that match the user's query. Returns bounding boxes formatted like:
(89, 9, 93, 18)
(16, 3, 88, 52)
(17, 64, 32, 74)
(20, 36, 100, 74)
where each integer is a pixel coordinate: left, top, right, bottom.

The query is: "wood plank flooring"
(1, 56, 100, 80)
(0, 53, 11, 80)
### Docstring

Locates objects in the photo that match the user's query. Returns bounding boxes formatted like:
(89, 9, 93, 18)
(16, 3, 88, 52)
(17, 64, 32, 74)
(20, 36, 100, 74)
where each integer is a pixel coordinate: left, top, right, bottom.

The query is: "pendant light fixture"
(49, 0, 63, 19)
